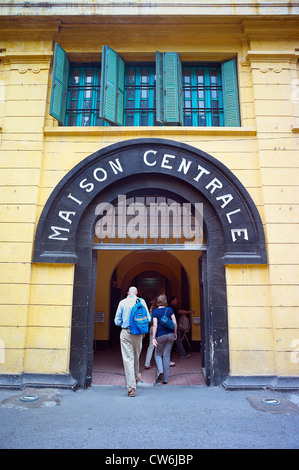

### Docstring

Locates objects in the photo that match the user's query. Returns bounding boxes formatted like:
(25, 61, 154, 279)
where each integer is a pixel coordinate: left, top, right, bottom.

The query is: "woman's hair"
(156, 294, 168, 307)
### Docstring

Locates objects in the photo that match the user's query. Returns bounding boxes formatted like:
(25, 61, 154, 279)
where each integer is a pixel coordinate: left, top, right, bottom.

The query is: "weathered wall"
(0, 8, 298, 379)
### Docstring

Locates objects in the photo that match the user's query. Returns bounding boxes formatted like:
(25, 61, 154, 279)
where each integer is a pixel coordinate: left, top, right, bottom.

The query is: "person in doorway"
(152, 294, 177, 385)
(169, 296, 194, 358)
(110, 280, 122, 347)
(145, 296, 176, 370)
(144, 296, 157, 370)
(114, 286, 150, 397)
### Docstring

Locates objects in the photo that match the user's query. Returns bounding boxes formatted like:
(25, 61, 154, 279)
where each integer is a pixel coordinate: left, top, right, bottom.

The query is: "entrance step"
(92, 349, 206, 386)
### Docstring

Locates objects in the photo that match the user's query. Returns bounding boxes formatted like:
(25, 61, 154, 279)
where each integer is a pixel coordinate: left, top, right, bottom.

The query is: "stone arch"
(33, 138, 267, 265)
(32, 139, 267, 388)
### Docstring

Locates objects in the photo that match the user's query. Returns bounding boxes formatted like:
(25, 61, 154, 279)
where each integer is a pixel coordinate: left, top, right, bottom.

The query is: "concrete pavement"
(0, 383, 298, 450)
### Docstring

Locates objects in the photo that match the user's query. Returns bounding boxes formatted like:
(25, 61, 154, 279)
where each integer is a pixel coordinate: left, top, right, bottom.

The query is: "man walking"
(114, 286, 150, 397)
(169, 296, 193, 358)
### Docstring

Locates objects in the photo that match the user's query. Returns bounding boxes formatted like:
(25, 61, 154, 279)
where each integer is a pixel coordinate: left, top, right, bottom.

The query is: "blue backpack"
(129, 298, 149, 335)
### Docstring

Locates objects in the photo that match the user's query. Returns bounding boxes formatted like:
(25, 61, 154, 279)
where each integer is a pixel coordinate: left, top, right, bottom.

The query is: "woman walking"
(152, 294, 177, 384)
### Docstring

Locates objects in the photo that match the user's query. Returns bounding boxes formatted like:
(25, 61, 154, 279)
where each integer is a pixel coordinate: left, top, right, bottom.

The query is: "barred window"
(50, 45, 239, 128)
(183, 65, 223, 127)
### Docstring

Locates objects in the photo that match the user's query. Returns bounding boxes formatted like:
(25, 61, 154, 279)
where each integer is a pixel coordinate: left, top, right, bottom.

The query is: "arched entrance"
(94, 250, 184, 351)
(92, 249, 199, 385)
(33, 138, 267, 388)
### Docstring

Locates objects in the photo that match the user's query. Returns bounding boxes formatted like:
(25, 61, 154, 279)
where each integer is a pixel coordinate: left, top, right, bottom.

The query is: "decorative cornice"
(0, 51, 53, 61)
(241, 50, 299, 67)
(0, 51, 53, 71)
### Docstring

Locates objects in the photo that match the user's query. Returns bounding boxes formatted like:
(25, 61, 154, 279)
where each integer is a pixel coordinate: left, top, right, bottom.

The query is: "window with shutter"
(124, 65, 156, 126)
(156, 51, 183, 125)
(55, 48, 240, 128)
(182, 65, 224, 127)
(99, 46, 125, 126)
(49, 43, 69, 125)
(65, 66, 107, 127)
(221, 58, 240, 127)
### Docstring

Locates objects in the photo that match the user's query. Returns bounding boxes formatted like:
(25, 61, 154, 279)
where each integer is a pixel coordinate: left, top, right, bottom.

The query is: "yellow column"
(0, 44, 52, 374)
(241, 50, 299, 377)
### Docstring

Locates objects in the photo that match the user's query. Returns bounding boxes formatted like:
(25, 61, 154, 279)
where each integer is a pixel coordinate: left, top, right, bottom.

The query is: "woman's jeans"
(154, 332, 175, 383)
(145, 326, 154, 367)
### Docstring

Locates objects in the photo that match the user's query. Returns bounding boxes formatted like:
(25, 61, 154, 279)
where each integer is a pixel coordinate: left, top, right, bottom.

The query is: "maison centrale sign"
(33, 139, 267, 264)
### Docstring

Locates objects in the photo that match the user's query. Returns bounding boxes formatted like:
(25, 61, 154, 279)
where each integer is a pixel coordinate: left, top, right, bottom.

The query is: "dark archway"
(33, 139, 267, 265)
(32, 139, 267, 388)
(69, 174, 240, 388)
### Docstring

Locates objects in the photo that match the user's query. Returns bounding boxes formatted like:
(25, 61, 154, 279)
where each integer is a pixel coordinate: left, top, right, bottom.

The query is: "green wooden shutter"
(116, 58, 125, 126)
(49, 43, 69, 125)
(156, 51, 164, 123)
(155, 51, 183, 126)
(221, 58, 240, 127)
(100, 46, 125, 126)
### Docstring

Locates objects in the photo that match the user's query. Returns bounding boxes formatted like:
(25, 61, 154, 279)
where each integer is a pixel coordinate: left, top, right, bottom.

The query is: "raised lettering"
(205, 177, 223, 194)
(59, 211, 76, 225)
(193, 164, 210, 182)
(231, 228, 248, 242)
(79, 178, 94, 193)
(93, 167, 107, 182)
(109, 158, 123, 175)
(177, 158, 192, 175)
(67, 193, 83, 205)
(143, 149, 157, 166)
(161, 153, 176, 169)
(216, 193, 234, 208)
(48, 226, 70, 241)
(226, 208, 241, 224)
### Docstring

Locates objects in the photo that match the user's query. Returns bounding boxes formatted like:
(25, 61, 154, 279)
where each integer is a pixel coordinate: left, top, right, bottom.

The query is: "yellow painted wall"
(0, 9, 298, 379)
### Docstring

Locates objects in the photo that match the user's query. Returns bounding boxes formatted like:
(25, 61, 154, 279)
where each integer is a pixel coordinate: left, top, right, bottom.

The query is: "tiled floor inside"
(92, 345, 207, 386)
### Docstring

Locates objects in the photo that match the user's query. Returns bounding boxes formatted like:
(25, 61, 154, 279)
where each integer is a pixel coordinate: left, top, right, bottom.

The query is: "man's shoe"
(181, 354, 190, 358)
(128, 389, 135, 397)
(170, 362, 175, 367)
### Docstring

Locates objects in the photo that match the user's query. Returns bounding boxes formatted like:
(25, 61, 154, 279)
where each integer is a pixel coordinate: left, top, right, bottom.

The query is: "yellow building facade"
(0, 0, 298, 389)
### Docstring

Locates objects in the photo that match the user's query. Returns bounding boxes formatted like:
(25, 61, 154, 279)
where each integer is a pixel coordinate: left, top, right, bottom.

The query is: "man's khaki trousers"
(120, 328, 143, 391)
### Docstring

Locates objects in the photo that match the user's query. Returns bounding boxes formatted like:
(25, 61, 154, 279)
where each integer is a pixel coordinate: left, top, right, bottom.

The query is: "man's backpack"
(129, 298, 149, 335)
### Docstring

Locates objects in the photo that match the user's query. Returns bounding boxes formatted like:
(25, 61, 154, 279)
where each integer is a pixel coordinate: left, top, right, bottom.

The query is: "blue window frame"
(183, 65, 223, 127)
(65, 63, 224, 127)
(124, 65, 156, 126)
(65, 65, 108, 127)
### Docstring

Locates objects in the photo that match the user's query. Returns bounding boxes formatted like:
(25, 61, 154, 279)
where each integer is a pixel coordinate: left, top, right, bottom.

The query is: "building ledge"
(43, 126, 257, 137)
(0, 373, 78, 391)
(1, 2, 299, 17)
(222, 375, 299, 391)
